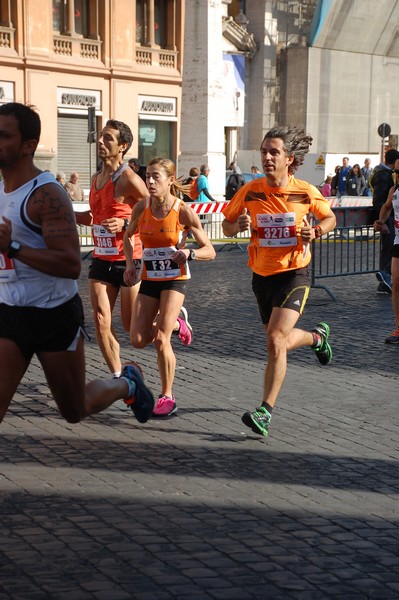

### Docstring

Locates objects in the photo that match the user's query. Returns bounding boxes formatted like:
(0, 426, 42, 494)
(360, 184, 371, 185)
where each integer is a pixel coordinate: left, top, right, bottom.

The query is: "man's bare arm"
(0, 183, 82, 279)
(119, 169, 148, 204)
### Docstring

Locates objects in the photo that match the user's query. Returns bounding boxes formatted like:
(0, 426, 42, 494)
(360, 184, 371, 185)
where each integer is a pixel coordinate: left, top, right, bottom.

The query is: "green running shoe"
(241, 406, 272, 437)
(312, 322, 332, 366)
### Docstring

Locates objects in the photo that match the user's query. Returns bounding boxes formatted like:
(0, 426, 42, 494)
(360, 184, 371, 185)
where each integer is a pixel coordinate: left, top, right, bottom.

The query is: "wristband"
(313, 225, 323, 239)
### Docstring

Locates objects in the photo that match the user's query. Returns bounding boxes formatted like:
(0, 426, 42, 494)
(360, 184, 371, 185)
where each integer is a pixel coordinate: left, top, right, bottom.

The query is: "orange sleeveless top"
(138, 197, 189, 281)
(90, 164, 142, 261)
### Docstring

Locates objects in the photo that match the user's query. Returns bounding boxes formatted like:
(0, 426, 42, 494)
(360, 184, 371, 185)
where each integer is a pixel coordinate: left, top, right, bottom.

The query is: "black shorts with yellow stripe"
(252, 267, 311, 324)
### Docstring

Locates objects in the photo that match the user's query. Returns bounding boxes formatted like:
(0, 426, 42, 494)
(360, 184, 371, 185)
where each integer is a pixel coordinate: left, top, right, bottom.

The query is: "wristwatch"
(188, 249, 196, 261)
(122, 218, 130, 230)
(7, 240, 22, 258)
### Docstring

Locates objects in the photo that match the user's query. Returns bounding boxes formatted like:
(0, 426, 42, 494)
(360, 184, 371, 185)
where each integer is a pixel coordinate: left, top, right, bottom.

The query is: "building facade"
(0, 0, 185, 187)
(179, 0, 256, 198)
(179, 0, 399, 193)
(235, 0, 399, 171)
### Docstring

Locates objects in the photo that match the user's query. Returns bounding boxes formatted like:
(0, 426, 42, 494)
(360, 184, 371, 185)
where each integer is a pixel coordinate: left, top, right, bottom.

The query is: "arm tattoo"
(30, 187, 79, 241)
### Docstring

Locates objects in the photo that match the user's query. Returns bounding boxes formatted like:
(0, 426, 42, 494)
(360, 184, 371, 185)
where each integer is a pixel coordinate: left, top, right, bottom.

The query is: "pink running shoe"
(153, 395, 177, 417)
(177, 306, 193, 346)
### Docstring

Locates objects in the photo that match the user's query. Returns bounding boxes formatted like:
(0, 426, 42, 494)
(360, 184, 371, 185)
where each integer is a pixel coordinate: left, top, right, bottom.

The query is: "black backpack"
(226, 173, 245, 200)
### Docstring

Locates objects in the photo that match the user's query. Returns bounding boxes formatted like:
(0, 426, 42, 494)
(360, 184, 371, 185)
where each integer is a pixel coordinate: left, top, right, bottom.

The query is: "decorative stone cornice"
(222, 16, 257, 58)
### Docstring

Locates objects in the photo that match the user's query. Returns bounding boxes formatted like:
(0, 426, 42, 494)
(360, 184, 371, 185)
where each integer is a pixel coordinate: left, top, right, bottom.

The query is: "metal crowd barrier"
(310, 206, 379, 300)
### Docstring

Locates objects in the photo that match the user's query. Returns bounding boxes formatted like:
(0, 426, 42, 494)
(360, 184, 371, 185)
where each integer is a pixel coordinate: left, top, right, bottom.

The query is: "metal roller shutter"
(57, 115, 97, 190)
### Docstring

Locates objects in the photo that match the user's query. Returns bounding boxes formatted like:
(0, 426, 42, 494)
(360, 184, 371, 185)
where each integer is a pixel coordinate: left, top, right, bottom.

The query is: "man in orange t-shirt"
(222, 125, 336, 439)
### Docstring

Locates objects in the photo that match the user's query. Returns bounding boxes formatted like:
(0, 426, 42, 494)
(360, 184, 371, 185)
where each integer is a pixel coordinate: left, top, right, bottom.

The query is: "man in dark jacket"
(225, 166, 245, 200)
(371, 148, 399, 293)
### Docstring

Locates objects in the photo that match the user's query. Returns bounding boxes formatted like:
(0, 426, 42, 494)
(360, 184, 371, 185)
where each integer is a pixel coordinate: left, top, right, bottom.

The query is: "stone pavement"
(1, 248, 399, 600)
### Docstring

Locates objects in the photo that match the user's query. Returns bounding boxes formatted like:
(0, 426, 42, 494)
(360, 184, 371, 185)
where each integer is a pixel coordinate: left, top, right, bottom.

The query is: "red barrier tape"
(188, 201, 229, 214)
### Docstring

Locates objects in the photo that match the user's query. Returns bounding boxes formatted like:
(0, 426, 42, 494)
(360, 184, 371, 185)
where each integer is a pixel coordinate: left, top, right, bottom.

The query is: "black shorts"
(89, 258, 141, 288)
(392, 244, 399, 258)
(0, 294, 87, 359)
(252, 267, 311, 324)
(139, 279, 187, 300)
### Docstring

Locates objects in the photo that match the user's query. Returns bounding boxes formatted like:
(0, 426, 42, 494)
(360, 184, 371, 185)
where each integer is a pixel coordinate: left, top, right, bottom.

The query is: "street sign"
(378, 123, 391, 138)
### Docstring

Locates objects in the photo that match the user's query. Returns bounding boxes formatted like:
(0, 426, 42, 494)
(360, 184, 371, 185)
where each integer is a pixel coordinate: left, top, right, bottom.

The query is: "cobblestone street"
(1, 249, 399, 599)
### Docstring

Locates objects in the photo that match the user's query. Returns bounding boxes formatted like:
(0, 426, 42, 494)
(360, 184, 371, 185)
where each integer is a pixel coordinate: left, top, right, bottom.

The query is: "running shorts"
(252, 267, 311, 324)
(0, 293, 88, 359)
(89, 257, 141, 288)
(139, 279, 187, 300)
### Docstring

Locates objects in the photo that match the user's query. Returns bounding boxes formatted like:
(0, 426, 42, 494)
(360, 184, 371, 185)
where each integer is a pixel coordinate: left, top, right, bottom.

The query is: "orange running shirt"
(138, 197, 189, 281)
(222, 175, 332, 276)
(90, 164, 142, 261)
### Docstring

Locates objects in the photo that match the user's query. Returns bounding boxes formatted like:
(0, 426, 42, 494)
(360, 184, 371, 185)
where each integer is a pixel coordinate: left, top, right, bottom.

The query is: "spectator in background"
(321, 175, 332, 197)
(182, 167, 199, 202)
(345, 164, 366, 196)
(336, 157, 351, 203)
(226, 165, 245, 200)
(251, 165, 261, 174)
(361, 158, 373, 197)
(197, 164, 216, 202)
(370, 148, 399, 294)
(228, 161, 236, 171)
(374, 158, 399, 342)
(65, 171, 85, 201)
(330, 165, 340, 196)
(183, 167, 199, 186)
(128, 157, 146, 182)
(128, 158, 140, 173)
(56, 172, 65, 186)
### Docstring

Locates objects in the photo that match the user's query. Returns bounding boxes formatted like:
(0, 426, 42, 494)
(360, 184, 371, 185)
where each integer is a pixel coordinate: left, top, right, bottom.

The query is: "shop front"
(57, 87, 101, 188)
(138, 95, 177, 166)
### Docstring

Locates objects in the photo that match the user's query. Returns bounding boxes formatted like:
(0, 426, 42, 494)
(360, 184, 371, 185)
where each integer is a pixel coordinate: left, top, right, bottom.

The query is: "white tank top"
(0, 172, 78, 307)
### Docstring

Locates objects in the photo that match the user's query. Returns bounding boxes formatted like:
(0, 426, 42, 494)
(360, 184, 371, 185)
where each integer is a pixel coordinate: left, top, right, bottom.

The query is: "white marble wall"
(306, 47, 399, 154)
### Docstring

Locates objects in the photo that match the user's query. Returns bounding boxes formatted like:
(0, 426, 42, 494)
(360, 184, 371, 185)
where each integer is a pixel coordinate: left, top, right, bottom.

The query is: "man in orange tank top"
(75, 120, 148, 377)
(75, 120, 193, 378)
(222, 125, 336, 439)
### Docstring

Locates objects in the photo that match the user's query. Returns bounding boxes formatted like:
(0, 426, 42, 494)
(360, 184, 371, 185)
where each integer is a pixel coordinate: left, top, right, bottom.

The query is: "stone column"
(179, 0, 226, 199)
(66, 0, 76, 36)
(244, 0, 278, 151)
(145, 0, 156, 47)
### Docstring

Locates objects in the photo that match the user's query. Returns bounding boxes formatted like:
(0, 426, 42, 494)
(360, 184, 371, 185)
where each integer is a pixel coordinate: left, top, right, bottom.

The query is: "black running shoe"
(121, 361, 154, 423)
(376, 271, 392, 294)
(377, 282, 390, 295)
(311, 322, 332, 366)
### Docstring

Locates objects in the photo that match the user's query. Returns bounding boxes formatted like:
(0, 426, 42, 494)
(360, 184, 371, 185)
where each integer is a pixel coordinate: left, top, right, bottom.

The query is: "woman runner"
(123, 157, 216, 416)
